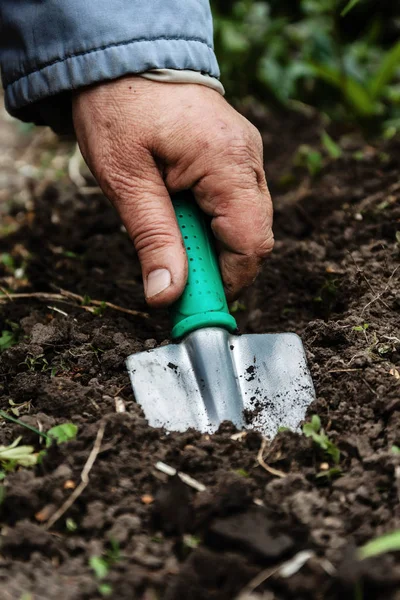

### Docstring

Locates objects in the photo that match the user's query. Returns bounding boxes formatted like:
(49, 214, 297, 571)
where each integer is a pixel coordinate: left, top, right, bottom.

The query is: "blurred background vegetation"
(211, 0, 400, 135)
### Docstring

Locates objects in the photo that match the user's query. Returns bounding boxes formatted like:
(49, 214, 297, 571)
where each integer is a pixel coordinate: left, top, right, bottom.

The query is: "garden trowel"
(126, 192, 315, 439)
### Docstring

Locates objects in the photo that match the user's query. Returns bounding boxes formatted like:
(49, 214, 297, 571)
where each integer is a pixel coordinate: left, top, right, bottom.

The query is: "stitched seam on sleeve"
(4, 36, 215, 87)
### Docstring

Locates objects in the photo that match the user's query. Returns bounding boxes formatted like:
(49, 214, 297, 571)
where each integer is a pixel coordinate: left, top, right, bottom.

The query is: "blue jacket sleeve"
(0, 0, 219, 132)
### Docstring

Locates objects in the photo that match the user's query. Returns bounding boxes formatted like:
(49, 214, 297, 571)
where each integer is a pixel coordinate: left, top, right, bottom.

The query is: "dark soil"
(0, 105, 399, 600)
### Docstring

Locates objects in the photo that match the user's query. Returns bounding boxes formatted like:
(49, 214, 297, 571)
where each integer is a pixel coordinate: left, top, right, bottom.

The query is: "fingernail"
(145, 269, 171, 298)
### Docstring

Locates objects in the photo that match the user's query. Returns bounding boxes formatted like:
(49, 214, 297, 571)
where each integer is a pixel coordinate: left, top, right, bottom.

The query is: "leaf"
(392, 445, 400, 455)
(235, 468, 250, 478)
(341, 0, 362, 17)
(396, 231, 400, 245)
(0, 253, 15, 269)
(303, 415, 340, 465)
(311, 414, 321, 432)
(369, 41, 400, 99)
(310, 63, 377, 116)
(46, 423, 78, 447)
(321, 131, 342, 159)
(306, 151, 323, 176)
(66, 518, 78, 532)
(0, 330, 18, 351)
(358, 530, 400, 560)
(90, 556, 109, 580)
(316, 467, 342, 479)
(98, 584, 113, 597)
(183, 534, 201, 549)
(0, 437, 38, 468)
(0, 484, 6, 506)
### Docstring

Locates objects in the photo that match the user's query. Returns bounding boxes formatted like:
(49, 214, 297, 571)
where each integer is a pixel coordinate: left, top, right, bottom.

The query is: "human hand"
(72, 77, 273, 307)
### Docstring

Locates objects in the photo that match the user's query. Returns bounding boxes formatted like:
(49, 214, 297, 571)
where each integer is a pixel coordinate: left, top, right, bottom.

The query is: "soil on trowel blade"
(0, 105, 399, 600)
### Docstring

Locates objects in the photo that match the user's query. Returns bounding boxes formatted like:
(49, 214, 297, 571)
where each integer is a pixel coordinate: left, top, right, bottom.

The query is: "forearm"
(0, 0, 220, 132)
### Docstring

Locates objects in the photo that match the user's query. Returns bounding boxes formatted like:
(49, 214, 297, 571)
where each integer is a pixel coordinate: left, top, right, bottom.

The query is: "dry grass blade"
(0, 289, 149, 319)
(44, 421, 106, 530)
(257, 438, 286, 479)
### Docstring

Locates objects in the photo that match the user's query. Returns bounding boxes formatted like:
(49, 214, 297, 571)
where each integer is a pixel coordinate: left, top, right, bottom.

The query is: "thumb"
(109, 161, 188, 307)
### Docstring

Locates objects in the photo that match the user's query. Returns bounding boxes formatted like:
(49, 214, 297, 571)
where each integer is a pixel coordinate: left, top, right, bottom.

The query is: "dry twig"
(155, 461, 206, 492)
(362, 265, 399, 314)
(0, 288, 149, 319)
(257, 438, 286, 479)
(44, 422, 106, 530)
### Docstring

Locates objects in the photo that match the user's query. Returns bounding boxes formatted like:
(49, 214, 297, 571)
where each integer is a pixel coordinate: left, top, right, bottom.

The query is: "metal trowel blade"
(126, 327, 315, 439)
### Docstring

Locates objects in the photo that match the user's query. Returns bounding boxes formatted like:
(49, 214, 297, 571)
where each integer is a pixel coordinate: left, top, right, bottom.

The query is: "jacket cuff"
(140, 69, 224, 95)
(4, 38, 219, 133)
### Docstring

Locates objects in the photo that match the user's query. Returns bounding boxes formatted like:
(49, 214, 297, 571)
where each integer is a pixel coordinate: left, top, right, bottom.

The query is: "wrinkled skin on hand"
(73, 77, 274, 307)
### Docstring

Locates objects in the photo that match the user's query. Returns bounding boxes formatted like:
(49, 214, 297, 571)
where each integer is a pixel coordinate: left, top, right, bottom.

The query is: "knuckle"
(257, 233, 275, 257)
(134, 226, 179, 255)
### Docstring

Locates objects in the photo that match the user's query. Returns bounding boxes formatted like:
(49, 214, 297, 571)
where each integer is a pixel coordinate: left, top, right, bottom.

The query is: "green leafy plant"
(211, 0, 400, 131)
(303, 414, 340, 465)
(353, 323, 369, 332)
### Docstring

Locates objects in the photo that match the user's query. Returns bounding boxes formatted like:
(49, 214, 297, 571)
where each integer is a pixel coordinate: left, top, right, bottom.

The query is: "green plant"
(341, 0, 362, 16)
(46, 423, 78, 447)
(211, 0, 400, 131)
(93, 301, 107, 317)
(89, 540, 120, 598)
(321, 131, 343, 159)
(293, 145, 323, 176)
(0, 322, 21, 352)
(235, 468, 250, 477)
(66, 518, 78, 532)
(303, 414, 341, 465)
(0, 437, 38, 472)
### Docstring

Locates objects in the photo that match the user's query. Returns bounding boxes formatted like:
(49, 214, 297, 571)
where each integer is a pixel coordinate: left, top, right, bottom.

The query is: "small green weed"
(183, 535, 201, 549)
(234, 468, 250, 478)
(66, 518, 78, 532)
(321, 131, 342, 159)
(0, 253, 15, 270)
(0, 322, 21, 352)
(46, 423, 78, 447)
(353, 323, 369, 333)
(230, 300, 247, 313)
(89, 540, 120, 597)
(93, 301, 107, 317)
(293, 145, 323, 177)
(303, 414, 341, 466)
(313, 277, 339, 309)
(0, 437, 38, 472)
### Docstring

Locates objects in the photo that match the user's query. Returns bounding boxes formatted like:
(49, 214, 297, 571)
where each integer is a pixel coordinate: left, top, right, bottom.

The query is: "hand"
(72, 78, 273, 307)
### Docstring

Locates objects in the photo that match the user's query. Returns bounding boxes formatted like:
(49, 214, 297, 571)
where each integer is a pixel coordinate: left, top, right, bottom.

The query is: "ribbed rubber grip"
(170, 191, 238, 339)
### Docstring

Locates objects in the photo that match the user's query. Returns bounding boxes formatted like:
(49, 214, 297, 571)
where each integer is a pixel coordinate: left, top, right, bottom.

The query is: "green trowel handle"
(170, 192, 238, 340)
